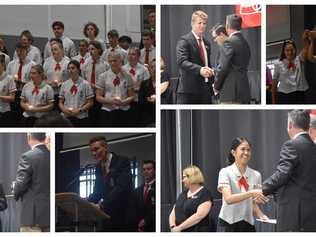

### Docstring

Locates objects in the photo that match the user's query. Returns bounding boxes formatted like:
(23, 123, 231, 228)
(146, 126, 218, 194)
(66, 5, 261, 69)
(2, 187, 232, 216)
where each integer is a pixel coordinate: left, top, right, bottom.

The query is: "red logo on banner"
(235, 5, 261, 29)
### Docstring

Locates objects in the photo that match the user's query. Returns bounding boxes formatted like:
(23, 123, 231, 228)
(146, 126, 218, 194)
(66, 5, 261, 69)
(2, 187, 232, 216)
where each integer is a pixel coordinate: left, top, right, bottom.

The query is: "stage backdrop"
(0, 133, 29, 232)
(161, 110, 290, 232)
(161, 5, 261, 103)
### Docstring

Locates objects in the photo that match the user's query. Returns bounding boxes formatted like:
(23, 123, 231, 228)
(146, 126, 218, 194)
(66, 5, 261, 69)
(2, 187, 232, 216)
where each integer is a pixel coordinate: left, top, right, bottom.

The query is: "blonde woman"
(169, 165, 213, 232)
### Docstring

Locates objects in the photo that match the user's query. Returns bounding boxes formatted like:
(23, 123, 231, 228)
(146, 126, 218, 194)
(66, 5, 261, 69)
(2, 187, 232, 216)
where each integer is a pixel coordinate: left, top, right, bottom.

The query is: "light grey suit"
(13, 144, 50, 231)
(214, 32, 251, 104)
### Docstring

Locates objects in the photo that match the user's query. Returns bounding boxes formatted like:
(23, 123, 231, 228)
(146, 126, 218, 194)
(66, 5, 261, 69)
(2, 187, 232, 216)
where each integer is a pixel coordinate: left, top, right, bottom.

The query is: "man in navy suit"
(176, 10, 213, 104)
(88, 136, 132, 231)
(0, 183, 7, 232)
(263, 110, 316, 231)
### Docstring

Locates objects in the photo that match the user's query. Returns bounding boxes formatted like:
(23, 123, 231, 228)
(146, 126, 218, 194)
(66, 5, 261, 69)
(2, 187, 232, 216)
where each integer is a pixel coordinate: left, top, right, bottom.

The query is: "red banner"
(235, 5, 261, 29)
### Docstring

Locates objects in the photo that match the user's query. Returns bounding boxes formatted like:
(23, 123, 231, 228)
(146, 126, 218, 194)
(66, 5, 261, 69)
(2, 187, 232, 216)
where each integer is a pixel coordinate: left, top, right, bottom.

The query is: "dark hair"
(29, 133, 46, 142)
(67, 60, 81, 75)
(15, 42, 27, 50)
(79, 39, 89, 46)
(143, 160, 155, 169)
(20, 30, 34, 43)
(83, 22, 99, 38)
(89, 136, 107, 146)
(118, 35, 132, 44)
(142, 29, 154, 39)
(50, 38, 63, 49)
(108, 29, 119, 38)
(88, 40, 103, 56)
(226, 137, 251, 166)
(128, 47, 140, 57)
(288, 110, 310, 130)
(0, 37, 9, 55)
(0, 54, 6, 68)
(52, 21, 64, 29)
(226, 14, 242, 31)
(279, 40, 297, 61)
(210, 23, 228, 37)
(34, 111, 73, 127)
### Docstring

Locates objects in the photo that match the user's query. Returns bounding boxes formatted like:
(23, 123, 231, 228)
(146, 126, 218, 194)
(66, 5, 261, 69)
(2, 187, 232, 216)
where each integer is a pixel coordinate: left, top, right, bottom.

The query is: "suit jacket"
(263, 133, 316, 231)
(176, 32, 212, 95)
(133, 181, 155, 232)
(13, 144, 50, 229)
(88, 153, 133, 227)
(214, 32, 251, 103)
(0, 183, 7, 232)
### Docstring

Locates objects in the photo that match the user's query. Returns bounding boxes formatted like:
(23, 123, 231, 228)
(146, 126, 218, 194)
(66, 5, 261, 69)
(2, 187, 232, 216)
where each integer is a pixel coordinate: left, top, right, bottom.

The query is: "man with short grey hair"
(263, 110, 316, 231)
(213, 14, 251, 104)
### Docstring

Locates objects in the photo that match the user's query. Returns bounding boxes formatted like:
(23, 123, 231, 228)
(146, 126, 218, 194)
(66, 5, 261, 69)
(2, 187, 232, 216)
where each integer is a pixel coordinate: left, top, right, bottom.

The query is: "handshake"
(250, 189, 269, 204)
(200, 66, 214, 78)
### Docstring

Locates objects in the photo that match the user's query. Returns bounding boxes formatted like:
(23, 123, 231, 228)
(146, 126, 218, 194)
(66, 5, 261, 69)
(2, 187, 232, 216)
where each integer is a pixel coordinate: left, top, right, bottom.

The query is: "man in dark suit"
(0, 183, 7, 232)
(213, 14, 251, 104)
(88, 136, 133, 231)
(176, 10, 213, 104)
(133, 160, 155, 232)
(263, 110, 316, 231)
(13, 133, 50, 232)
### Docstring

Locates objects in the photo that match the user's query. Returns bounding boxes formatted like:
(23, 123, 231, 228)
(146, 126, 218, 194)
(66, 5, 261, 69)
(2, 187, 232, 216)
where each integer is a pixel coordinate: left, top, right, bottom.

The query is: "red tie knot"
(55, 63, 61, 71)
(80, 58, 85, 64)
(129, 68, 136, 76)
(113, 77, 120, 86)
(238, 176, 249, 191)
(32, 86, 39, 95)
(288, 62, 296, 70)
(70, 84, 78, 95)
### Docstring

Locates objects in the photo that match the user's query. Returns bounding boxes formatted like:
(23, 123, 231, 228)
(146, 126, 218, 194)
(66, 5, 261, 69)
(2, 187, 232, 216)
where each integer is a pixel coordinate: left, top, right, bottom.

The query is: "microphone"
(65, 162, 96, 191)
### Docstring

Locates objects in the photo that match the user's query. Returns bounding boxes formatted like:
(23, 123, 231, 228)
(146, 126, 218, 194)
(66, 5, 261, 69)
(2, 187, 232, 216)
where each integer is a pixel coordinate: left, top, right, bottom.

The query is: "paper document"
(256, 218, 277, 224)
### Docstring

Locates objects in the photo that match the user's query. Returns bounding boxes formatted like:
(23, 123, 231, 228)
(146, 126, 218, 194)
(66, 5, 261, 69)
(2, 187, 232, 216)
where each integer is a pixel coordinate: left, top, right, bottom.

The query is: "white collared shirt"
(292, 131, 308, 140)
(14, 45, 42, 65)
(44, 35, 77, 59)
(140, 45, 156, 65)
(229, 31, 241, 38)
(217, 163, 262, 225)
(31, 142, 45, 150)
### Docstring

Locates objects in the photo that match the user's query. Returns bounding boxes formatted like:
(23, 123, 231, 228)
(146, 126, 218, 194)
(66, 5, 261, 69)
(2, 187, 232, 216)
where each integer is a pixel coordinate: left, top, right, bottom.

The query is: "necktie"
(32, 86, 39, 95)
(288, 62, 296, 70)
(55, 63, 61, 71)
(91, 62, 96, 85)
(17, 61, 23, 81)
(80, 57, 85, 65)
(70, 84, 78, 95)
(101, 162, 108, 183)
(197, 38, 206, 66)
(129, 68, 136, 76)
(143, 183, 150, 202)
(238, 176, 249, 191)
(145, 49, 150, 65)
(113, 76, 120, 86)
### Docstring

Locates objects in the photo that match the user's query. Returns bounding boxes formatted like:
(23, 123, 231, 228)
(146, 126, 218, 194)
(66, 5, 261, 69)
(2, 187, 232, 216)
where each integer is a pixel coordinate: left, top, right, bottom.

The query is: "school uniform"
(14, 45, 42, 65)
(140, 45, 155, 65)
(43, 35, 77, 59)
(0, 72, 17, 126)
(59, 77, 94, 127)
(20, 81, 54, 127)
(72, 53, 90, 70)
(102, 46, 128, 65)
(0, 52, 10, 68)
(96, 69, 133, 127)
(86, 37, 106, 50)
(217, 163, 261, 232)
(122, 63, 150, 125)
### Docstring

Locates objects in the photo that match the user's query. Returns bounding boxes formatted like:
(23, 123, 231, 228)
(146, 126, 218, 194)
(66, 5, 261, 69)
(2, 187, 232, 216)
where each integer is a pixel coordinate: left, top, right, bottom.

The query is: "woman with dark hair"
(272, 33, 310, 104)
(83, 22, 105, 50)
(0, 54, 16, 127)
(217, 137, 269, 232)
(0, 183, 7, 232)
(0, 37, 10, 67)
(20, 64, 54, 127)
(59, 60, 94, 127)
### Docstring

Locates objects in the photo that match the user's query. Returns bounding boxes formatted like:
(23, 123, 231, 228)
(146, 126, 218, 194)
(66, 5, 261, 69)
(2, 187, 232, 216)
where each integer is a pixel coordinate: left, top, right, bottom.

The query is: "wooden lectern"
(56, 192, 110, 232)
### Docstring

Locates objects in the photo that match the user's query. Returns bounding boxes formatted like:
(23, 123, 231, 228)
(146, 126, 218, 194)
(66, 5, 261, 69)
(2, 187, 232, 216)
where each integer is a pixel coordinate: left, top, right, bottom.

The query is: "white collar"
(32, 143, 45, 150)
(292, 131, 308, 140)
(192, 30, 202, 40)
(145, 179, 155, 186)
(232, 162, 249, 178)
(187, 186, 203, 198)
(229, 31, 241, 37)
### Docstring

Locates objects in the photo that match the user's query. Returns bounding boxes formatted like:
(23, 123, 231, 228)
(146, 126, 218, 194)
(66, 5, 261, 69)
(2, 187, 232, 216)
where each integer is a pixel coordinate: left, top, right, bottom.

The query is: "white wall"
(0, 5, 141, 41)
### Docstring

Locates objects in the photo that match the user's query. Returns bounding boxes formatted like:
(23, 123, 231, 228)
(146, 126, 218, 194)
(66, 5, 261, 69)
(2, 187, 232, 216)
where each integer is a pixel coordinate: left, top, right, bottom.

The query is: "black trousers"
(67, 116, 90, 127)
(0, 111, 14, 127)
(176, 85, 212, 104)
(217, 218, 256, 232)
(20, 116, 37, 127)
(277, 91, 305, 104)
(98, 109, 132, 127)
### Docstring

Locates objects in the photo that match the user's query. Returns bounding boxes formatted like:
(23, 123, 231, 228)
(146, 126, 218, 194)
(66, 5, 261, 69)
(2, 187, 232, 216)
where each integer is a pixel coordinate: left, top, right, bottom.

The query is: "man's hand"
(200, 67, 213, 78)
(138, 219, 145, 232)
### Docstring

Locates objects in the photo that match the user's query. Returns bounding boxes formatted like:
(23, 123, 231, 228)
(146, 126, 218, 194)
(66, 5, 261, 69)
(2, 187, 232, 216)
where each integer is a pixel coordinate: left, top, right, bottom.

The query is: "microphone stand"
(65, 164, 95, 192)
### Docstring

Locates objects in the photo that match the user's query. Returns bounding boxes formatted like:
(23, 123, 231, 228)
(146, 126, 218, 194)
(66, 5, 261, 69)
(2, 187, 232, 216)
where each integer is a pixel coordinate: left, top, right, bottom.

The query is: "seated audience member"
(20, 65, 54, 127)
(0, 54, 16, 127)
(138, 59, 155, 126)
(140, 30, 155, 65)
(59, 60, 94, 127)
(119, 35, 132, 51)
(0, 183, 7, 232)
(83, 22, 105, 50)
(44, 21, 76, 59)
(13, 30, 42, 65)
(43, 39, 70, 108)
(96, 51, 134, 127)
(72, 39, 90, 69)
(102, 29, 127, 64)
(7, 42, 36, 125)
(169, 165, 213, 232)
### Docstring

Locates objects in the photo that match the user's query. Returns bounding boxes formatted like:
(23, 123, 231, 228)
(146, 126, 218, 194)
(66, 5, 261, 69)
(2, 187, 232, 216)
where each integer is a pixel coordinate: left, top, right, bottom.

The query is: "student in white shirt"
(83, 22, 105, 50)
(217, 137, 269, 232)
(0, 54, 16, 127)
(13, 30, 42, 65)
(102, 29, 127, 64)
(44, 21, 76, 60)
(140, 30, 155, 65)
(72, 39, 90, 69)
